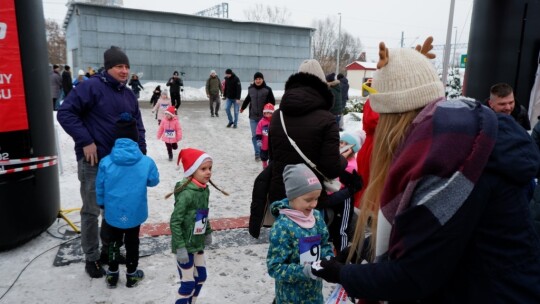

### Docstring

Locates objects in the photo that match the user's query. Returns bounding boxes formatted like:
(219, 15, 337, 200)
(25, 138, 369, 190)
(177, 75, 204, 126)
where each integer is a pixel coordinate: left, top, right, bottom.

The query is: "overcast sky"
(42, 0, 474, 62)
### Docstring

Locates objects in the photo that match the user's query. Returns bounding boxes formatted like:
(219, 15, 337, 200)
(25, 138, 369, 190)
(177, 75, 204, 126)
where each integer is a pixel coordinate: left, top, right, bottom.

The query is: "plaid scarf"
(375, 98, 498, 260)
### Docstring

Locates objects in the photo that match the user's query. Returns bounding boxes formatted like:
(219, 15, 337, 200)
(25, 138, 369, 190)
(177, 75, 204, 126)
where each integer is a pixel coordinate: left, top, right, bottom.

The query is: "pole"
(401, 31, 404, 48)
(452, 27, 458, 68)
(336, 13, 341, 75)
(441, 0, 456, 88)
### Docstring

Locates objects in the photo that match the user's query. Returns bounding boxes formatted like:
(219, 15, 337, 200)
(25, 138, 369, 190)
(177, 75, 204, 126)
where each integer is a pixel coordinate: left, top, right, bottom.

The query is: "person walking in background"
(267, 163, 334, 304)
(205, 70, 223, 117)
(157, 106, 182, 161)
(240, 72, 276, 161)
(167, 71, 184, 112)
(96, 113, 159, 288)
(223, 68, 242, 128)
(72, 69, 88, 87)
(150, 85, 162, 108)
(168, 148, 228, 304)
(326, 73, 343, 126)
(152, 90, 172, 125)
(50, 64, 62, 111)
(128, 74, 144, 99)
(256, 103, 274, 169)
(311, 38, 540, 303)
(487, 82, 531, 130)
(62, 65, 73, 98)
(57, 46, 147, 279)
(337, 73, 350, 130)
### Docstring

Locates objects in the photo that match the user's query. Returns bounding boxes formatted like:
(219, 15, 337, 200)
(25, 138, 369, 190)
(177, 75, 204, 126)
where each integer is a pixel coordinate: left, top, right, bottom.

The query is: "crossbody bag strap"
(279, 112, 328, 179)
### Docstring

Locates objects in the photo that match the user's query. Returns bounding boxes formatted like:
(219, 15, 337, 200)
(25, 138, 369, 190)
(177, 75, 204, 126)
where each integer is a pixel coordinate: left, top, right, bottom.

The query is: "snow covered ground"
(0, 84, 363, 304)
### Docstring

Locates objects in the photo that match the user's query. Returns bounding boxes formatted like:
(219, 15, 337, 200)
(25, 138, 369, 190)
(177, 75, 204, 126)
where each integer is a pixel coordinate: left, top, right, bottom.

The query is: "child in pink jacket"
(255, 103, 274, 169)
(152, 91, 172, 125)
(157, 106, 183, 161)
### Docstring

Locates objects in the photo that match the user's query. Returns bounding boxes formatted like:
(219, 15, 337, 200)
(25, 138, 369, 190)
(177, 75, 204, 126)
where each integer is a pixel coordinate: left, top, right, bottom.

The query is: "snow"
(0, 85, 363, 304)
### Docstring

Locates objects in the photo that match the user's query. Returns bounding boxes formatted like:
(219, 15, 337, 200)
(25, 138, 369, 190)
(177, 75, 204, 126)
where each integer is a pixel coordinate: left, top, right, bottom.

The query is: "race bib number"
(160, 104, 168, 109)
(193, 209, 209, 235)
(299, 235, 321, 264)
(165, 129, 176, 138)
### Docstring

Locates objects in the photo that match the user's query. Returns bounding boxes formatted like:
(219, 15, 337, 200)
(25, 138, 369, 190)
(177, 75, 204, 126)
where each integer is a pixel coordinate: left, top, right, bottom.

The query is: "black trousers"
(166, 142, 178, 158)
(171, 92, 181, 108)
(103, 220, 140, 273)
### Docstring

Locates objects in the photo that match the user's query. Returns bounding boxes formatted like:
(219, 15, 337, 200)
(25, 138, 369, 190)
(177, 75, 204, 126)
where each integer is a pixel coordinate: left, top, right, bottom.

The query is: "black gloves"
(340, 170, 363, 196)
(311, 258, 343, 284)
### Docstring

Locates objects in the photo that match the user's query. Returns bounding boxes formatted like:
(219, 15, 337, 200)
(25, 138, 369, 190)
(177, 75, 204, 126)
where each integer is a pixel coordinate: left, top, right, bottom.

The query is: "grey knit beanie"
(283, 163, 322, 200)
(297, 59, 326, 84)
(370, 48, 444, 114)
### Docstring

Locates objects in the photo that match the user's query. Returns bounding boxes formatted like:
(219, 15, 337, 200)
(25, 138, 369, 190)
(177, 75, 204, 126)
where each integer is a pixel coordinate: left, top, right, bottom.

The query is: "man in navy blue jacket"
(57, 46, 147, 279)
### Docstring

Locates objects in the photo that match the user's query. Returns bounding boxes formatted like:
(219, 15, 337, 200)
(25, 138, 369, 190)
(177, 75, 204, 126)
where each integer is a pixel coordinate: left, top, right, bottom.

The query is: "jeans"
(225, 98, 239, 126)
(78, 158, 106, 262)
(249, 118, 261, 157)
(209, 94, 220, 115)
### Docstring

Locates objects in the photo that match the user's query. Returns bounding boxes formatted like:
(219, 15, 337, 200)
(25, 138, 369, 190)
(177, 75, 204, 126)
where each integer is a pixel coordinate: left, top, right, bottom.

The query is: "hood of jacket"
(270, 199, 291, 217)
(109, 138, 143, 166)
(280, 72, 334, 116)
(485, 113, 540, 184)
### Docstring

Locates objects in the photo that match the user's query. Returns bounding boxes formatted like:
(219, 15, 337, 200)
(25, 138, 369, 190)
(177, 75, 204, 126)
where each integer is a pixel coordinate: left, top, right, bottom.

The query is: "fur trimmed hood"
(280, 72, 334, 115)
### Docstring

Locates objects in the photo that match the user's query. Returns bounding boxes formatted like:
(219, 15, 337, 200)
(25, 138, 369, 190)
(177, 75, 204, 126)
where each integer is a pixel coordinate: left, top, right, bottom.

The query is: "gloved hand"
(340, 170, 363, 196)
(205, 234, 213, 246)
(302, 263, 320, 280)
(176, 247, 189, 264)
(311, 258, 343, 284)
(256, 140, 262, 148)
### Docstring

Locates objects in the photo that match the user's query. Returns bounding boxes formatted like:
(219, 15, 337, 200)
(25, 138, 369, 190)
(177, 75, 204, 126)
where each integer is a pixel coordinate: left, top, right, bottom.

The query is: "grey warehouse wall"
(65, 3, 313, 88)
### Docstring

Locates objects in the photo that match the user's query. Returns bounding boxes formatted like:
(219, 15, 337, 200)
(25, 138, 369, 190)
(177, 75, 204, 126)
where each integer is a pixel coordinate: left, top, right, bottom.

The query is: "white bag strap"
(279, 112, 329, 179)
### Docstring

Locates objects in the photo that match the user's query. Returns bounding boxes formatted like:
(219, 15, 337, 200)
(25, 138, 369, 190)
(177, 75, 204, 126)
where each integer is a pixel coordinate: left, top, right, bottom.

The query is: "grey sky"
(42, 0, 473, 62)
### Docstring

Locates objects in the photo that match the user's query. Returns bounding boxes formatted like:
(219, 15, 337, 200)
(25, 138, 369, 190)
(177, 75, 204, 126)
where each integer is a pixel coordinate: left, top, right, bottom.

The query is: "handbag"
(280, 112, 342, 192)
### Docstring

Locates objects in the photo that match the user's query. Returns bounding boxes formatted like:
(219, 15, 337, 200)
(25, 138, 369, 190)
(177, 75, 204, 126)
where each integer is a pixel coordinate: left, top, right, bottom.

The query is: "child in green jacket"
(168, 148, 227, 304)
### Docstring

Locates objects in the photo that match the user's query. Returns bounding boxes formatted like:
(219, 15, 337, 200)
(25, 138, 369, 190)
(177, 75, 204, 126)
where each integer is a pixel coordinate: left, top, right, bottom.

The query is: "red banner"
(0, 0, 29, 132)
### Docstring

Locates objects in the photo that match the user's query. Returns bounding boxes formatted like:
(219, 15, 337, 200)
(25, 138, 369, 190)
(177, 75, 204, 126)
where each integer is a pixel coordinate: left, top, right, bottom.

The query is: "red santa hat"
(263, 103, 274, 113)
(164, 105, 176, 117)
(177, 148, 212, 177)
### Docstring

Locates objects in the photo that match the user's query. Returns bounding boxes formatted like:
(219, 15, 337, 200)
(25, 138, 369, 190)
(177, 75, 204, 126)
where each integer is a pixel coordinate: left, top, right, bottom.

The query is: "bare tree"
(244, 4, 292, 24)
(45, 19, 66, 65)
(311, 17, 363, 74)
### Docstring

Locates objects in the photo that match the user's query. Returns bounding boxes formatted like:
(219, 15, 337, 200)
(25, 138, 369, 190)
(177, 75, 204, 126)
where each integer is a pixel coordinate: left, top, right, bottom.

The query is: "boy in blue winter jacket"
(96, 113, 160, 288)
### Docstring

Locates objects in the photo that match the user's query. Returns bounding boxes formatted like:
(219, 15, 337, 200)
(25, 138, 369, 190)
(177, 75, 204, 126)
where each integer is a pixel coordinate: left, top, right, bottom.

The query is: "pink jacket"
(256, 117, 271, 150)
(152, 97, 172, 121)
(157, 116, 182, 143)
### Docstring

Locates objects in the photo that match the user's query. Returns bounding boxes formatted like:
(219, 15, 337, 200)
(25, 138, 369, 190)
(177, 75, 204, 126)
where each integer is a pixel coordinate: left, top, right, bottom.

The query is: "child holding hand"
(255, 103, 274, 169)
(157, 106, 182, 161)
(168, 148, 228, 304)
(267, 163, 334, 303)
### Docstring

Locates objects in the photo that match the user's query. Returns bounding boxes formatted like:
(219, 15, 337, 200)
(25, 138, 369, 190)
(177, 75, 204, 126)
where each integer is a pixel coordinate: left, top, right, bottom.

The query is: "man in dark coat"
(223, 68, 242, 128)
(487, 82, 531, 130)
(57, 46, 146, 279)
(268, 59, 346, 209)
(167, 71, 184, 111)
(62, 65, 73, 98)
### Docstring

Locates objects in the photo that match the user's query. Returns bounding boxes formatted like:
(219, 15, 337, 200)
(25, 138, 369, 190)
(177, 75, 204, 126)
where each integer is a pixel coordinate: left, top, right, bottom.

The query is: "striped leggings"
(176, 251, 207, 304)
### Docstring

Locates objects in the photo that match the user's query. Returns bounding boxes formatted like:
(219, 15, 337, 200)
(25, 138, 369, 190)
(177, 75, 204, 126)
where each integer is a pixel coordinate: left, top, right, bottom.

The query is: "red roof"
(346, 61, 378, 71)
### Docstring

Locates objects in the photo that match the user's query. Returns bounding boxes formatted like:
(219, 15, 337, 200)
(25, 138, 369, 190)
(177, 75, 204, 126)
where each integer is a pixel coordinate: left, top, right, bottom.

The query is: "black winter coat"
(241, 81, 276, 120)
(224, 74, 242, 100)
(268, 72, 346, 208)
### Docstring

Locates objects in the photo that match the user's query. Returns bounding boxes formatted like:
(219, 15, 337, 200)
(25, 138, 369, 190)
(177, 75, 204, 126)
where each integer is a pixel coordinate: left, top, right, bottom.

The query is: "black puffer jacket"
(268, 72, 346, 208)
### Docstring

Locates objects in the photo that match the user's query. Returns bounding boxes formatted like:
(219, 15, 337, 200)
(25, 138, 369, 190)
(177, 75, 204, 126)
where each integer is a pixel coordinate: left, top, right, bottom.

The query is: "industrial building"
(63, 2, 314, 88)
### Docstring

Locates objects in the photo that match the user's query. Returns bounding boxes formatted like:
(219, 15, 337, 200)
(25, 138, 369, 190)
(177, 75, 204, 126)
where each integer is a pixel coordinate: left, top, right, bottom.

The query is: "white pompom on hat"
(78, 69, 85, 76)
(370, 48, 445, 114)
(297, 59, 327, 84)
(177, 148, 212, 177)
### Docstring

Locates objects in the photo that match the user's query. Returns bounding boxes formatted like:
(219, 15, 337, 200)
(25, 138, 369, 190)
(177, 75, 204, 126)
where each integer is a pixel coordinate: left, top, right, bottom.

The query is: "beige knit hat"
(298, 59, 327, 84)
(370, 46, 445, 114)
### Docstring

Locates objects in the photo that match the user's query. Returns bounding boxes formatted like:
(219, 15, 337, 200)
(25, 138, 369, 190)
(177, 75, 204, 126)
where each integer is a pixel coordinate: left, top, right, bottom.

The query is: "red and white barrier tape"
(0, 156, 58, 175)
(0, 156, 57, 165)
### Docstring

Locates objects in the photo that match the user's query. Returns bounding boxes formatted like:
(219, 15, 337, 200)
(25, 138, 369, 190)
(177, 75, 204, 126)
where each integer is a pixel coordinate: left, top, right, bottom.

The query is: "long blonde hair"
(165, 178, 229, 199)
(348, 109, 420, 263)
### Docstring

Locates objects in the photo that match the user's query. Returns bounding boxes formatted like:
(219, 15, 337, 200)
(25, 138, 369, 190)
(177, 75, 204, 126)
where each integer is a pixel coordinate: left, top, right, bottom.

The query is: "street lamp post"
(452, 26, 458, 68)
(336, 13, 341, 75)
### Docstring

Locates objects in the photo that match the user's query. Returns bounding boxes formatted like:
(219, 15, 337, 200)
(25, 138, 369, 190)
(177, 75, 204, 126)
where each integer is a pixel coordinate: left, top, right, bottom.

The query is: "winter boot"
(106, 270, 119, 288)
(126, 269, 144, 288)
(85, 260, 105, 278)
